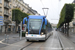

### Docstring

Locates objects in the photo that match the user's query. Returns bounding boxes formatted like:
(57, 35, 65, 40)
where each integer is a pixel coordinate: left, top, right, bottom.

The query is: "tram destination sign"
(0, 16, 3, 25)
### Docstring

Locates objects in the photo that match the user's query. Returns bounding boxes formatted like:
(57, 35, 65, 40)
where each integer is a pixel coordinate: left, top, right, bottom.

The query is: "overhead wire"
(40, 0, 45, 8)
(40, 0, 49, 16)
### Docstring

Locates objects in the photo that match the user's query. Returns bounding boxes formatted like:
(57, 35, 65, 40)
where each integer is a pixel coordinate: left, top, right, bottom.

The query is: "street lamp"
(42, 8, 49, 17)
(13, 5, 17, 33)
(13, 5, 17, 21)
(73, 7, 75, 33)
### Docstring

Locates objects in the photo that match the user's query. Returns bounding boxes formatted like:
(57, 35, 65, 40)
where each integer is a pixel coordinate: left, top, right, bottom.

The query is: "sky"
(23, 0, 74, 24)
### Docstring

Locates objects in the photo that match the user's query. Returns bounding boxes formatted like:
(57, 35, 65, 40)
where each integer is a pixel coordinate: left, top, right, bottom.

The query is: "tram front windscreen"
(29, 19, 42, 34)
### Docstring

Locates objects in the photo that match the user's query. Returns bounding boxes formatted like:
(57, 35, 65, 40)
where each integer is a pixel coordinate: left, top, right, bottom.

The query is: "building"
(0, 0, 12, 33)
(0, 0, 39, 33)
(12, 0, 39, 32)
(72, 0, 75, 3)
(51, 23, 57, 28)
(12, 0, 39, 15)
(69, 0, 75, 33)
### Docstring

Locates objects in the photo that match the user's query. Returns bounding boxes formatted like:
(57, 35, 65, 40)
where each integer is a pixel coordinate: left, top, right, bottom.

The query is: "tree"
(57, 4, 75, 36)
(12, 9, 29, 32)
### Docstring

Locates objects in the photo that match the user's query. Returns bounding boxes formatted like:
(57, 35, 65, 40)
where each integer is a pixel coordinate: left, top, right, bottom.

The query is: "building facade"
(0, 0, 39, 33)
(12, 0, 39, 32)
(12, 0, 39, 15)
(69, 0, 75, 33)
(0, 0, 12, 33)
(51, 23, 57, 28)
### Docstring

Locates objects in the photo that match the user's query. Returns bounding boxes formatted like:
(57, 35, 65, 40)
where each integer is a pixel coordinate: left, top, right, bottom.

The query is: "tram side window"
(42, 23, 46, 29)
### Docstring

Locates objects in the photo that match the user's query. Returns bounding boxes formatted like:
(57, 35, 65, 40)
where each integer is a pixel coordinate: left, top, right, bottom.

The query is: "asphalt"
(58, 31, 75, 46)
(0, 31, 62, 50)
(0, 30, 75, 50)
(0, 33, 25, 48)
(68, 33, 75, 43)
(57, 31, 75, 50)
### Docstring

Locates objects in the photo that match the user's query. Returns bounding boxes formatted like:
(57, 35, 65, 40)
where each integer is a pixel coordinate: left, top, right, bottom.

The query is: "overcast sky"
(23, 0, 73, 24)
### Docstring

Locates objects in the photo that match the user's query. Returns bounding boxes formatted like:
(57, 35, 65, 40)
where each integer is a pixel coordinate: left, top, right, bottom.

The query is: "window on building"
(27, 11, 29, 14)
(0, 14, 1, 15)
(10, 11, 11, 13)
(0, 7, 2, 12)
(18, 0, 21, 1)
(10, 11, 12, 15)
(10, 4, 12, 8)
(10, 17, 12, 20)
(0, 0, 2, 3)
(4, 16, 8, 20)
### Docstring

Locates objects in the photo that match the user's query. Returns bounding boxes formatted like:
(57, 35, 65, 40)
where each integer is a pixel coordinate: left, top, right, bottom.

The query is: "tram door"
(23, 24, 27, 32)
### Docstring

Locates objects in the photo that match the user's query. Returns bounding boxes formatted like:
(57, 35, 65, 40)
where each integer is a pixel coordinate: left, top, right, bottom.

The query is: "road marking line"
(0, 39, 23, 47)
(0, 39, 5, 43)
(50, 31, 54, 47)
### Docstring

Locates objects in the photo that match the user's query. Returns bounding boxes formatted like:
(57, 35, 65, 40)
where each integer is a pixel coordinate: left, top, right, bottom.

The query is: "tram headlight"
(41, 32, 44, 35)
(26, 32, 28, 34)
(26, 32, 28, 35)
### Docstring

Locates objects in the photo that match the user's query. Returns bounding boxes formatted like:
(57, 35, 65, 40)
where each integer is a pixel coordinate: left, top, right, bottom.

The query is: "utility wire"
(40, 0, 45, 8)
(40, 0, 49, 16)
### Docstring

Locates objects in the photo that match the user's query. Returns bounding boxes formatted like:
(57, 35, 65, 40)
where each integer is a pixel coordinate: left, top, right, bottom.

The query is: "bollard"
(7, 35, 9, 43)
(7, 35, 9, 40)
(20, 30, 22, 40)
(20, 31, 21, 40)
(5, 34, 7, 42)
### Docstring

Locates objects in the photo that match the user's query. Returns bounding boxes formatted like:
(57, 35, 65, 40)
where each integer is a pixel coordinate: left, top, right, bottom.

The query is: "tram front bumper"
(25, 34, 45, 40)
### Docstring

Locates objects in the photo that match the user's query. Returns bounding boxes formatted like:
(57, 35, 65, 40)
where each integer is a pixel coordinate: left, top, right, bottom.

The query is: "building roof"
(72, 0, 75, 3)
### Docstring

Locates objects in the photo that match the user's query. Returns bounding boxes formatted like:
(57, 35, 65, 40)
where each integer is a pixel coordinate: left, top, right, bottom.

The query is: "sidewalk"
(57, 31, 75, 50)
(58, 31, 75, 45)
(0, 32, 25, 48)
(68, 33, 75, 43)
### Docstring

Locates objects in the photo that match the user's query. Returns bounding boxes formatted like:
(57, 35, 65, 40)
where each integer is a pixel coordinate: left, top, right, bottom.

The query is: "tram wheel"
(39, 40, 46, 42)
(27, 39, 29, 41)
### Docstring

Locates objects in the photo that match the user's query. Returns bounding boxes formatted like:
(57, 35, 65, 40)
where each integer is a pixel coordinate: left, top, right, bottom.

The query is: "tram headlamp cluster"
(26, 32, 28, 36)
(26, 32, 28, 34)
(41, 32, 44, 35)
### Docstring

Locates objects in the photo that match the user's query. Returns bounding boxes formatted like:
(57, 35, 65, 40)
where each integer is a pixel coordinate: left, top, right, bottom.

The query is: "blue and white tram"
(23, 15, 52, 41)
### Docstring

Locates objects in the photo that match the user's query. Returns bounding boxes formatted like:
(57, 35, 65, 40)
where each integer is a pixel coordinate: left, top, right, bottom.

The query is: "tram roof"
(28, 15, 46, 19)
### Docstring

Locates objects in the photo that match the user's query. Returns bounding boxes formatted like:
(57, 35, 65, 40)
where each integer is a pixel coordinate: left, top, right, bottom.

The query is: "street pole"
(20, 21, 22, 40)
(13, 5, 17, 33)
(14, 9, 15, 33)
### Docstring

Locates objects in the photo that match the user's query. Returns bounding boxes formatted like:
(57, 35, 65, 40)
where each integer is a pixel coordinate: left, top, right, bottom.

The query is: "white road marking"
(50, 32, 54, 47)
(0, 39, 22, 47)
(0, 39, 5, 43)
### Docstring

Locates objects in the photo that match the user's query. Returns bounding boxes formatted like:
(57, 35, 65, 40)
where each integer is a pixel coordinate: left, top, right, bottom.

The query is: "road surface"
(0, 30, 75, 50)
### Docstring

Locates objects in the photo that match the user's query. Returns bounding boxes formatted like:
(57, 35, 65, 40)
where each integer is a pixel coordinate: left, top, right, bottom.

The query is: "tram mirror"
(45, 18, 47, 25)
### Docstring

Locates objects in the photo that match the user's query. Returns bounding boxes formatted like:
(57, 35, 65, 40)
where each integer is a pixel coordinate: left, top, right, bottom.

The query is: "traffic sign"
(0, 16, 3, 25)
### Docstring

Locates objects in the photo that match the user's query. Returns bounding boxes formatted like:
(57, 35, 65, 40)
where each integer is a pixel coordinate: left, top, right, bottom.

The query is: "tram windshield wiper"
(29, 23, 34, 34)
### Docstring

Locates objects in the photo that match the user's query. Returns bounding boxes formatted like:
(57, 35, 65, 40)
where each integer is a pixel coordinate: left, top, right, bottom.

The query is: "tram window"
(26, 23, 28, 29)
(42, 23, 46, 29)
(29, 19, 42, 30)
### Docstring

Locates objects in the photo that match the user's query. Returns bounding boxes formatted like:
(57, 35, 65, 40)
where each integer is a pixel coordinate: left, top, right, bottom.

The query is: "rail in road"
(20, 42, 34, 50)
(0, 30, 75, 50)
(20, 31, 62, 50)
(57, 31, 75, 50)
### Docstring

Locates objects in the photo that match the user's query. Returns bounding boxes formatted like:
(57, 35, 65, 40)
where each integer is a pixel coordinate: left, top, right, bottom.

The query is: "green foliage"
(12, 9, 29, 25)
(57, 4, 74, 28)
(22, 32, 26, 37)
(65, 4, 74, 23)
(47, 21, 52, 28)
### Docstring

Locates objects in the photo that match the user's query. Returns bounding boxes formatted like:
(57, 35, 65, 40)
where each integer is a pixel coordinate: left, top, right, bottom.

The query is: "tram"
(23, 15, 52, 41)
